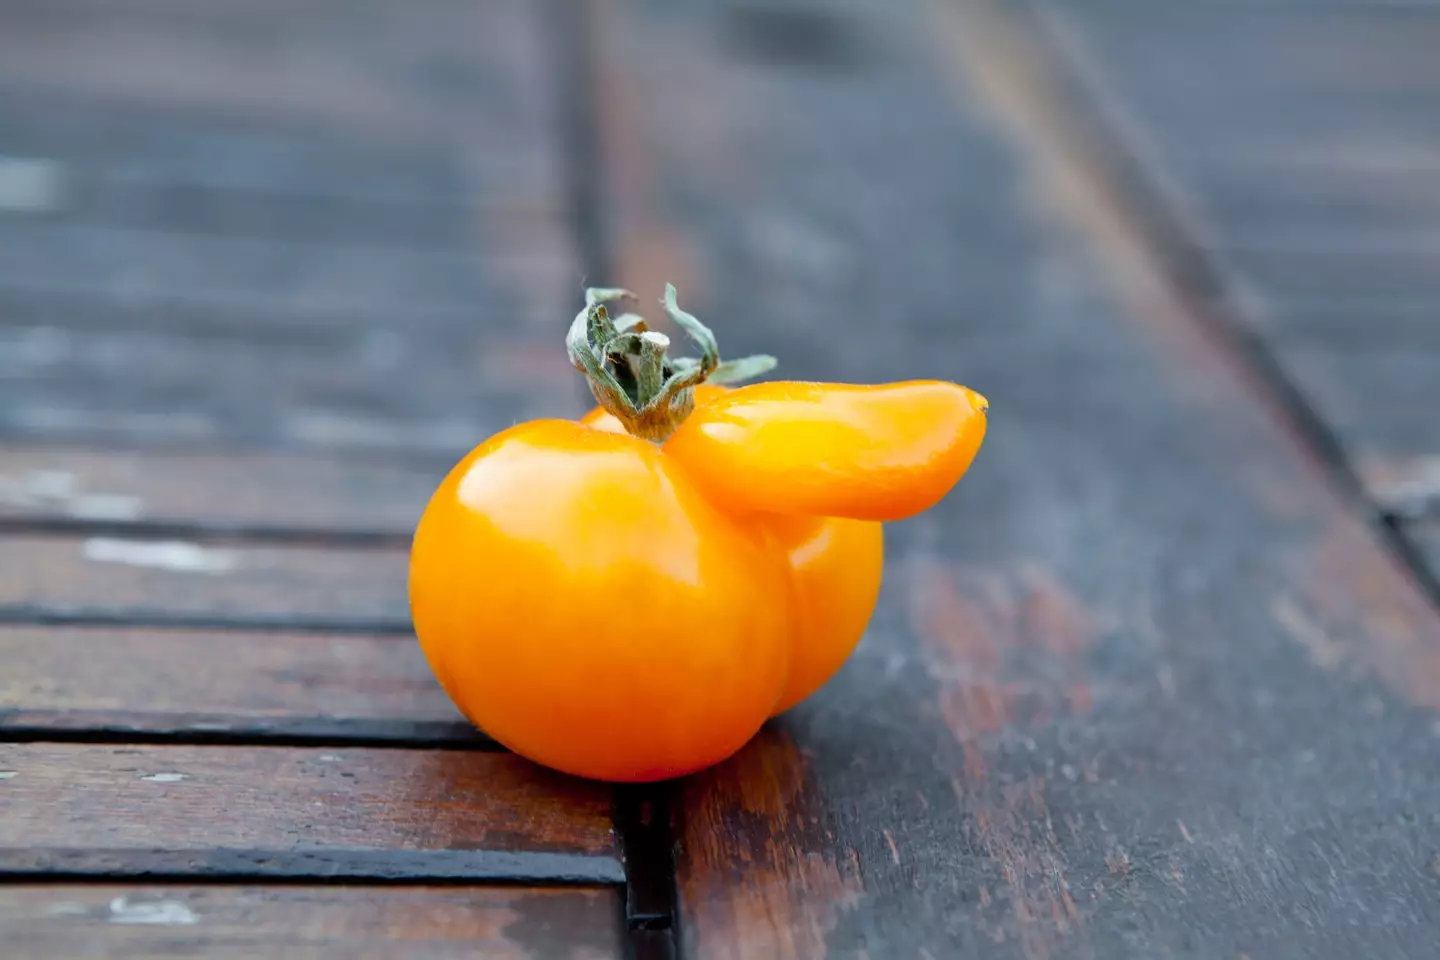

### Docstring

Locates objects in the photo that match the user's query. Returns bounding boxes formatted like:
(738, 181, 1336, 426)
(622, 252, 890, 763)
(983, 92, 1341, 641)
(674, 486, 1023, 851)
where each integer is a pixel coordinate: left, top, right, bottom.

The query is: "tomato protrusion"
(663, 380, 989, 522)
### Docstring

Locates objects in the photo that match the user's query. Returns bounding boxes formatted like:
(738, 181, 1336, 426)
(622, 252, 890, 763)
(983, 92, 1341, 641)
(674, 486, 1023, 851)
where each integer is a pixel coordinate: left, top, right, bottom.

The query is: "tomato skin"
(408, 419, 791, 782)
(582, 388, 886, 715)
(762, 513, 884, 716)
(662, 380, 988, 521)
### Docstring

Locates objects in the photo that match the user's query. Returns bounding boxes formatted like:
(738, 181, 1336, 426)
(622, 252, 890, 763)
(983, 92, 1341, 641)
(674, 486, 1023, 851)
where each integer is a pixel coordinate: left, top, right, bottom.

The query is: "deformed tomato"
(409, 286, 987, 782)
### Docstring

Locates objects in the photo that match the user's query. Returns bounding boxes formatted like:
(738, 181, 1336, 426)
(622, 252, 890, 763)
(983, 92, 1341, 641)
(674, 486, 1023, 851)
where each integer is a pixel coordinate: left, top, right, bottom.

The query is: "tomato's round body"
(408, 419, 791, 782)
(759, 513, 884, 716)
(582, 386, 887, 718)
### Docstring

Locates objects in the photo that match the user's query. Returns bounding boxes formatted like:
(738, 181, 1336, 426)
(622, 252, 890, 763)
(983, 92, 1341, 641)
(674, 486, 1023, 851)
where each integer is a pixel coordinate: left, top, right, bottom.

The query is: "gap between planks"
(933, 0, 1440, 612)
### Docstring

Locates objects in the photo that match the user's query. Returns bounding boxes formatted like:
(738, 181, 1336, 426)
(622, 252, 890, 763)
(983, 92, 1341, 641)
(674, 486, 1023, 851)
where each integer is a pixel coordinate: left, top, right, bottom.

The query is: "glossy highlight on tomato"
(408, 285, 988, 782)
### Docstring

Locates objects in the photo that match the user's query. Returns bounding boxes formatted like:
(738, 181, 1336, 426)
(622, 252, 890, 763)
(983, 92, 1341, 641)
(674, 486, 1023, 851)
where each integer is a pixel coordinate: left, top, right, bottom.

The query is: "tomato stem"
(566, 284, 777, 441)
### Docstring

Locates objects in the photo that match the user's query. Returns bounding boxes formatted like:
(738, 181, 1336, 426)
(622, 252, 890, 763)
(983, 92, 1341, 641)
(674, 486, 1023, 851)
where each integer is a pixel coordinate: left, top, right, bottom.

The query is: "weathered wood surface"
(0, 0, 584, 455)
(0, 744, 620, 881)
(1413, 523, 1440, 586)
(1035, 0, 1440, 542)
(2, 885, 624, 960)
(593, 0, 1440, 957)
(0, 0, 563, 205)
(0, 231, 578, 455)
(0, 446, 439, 536)
(0, 626, 478, 743)
(0, 1, 633, 957)
(0, 535, 409, 630)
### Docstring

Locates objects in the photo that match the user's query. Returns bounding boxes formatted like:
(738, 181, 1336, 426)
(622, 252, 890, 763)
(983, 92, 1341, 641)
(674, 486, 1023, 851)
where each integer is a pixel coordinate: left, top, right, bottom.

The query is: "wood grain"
(591, 0, 1440, 956)
(0, 625, 478, 744)
(0, 535, 410, 630)
(1, 885, 624, 960)
(1038, 0, 1440, 521)
(0, 744, 621, 881)
(0, 0, 561, 193)
(0, 0, 587, 453)
(0, 446, 440, 536)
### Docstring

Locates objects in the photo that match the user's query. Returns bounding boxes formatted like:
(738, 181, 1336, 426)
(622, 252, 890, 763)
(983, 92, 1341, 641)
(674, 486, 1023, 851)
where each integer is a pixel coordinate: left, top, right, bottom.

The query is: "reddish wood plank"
(2, 885, 624, 960)
(0, 744, 621, 881)
(0, 535, 409, 629)
(0, 446, 441, 535)
(0, 626, 475, 743)
(591, 0, 1440, 956)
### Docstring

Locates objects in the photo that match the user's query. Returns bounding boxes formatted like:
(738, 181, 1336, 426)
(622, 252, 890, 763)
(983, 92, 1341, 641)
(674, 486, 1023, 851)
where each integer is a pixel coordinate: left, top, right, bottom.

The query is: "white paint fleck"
(0, 771, 16, 780)
(0, 156, 64, 213)
(45, 901, 89, 917)
(317, 754, 341, 762)
(23, 470, 76, 499)
(140, 773, 186, 783)
(0, 470, 144, 520)
(70, 493, 144, 521)
(108, 897, 198, 926)
(83, 539, 235, 575)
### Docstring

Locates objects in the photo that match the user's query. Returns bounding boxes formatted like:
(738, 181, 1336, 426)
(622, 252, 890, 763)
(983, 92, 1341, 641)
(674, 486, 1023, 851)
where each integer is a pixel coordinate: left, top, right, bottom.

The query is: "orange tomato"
(663, 380, 989, 521)
(409, 419, 792, 782)
(410, 293, 988, 782)
(582, 384, 886, 718)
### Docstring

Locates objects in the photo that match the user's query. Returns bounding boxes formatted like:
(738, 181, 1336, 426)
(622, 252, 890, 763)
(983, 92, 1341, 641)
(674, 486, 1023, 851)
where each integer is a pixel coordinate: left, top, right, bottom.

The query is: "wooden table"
(3, 0, 1439, 957)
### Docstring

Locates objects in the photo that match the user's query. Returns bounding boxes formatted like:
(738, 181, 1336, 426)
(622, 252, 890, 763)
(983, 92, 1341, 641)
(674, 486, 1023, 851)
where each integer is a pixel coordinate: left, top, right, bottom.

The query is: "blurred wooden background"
(3, 0, 1440, 957)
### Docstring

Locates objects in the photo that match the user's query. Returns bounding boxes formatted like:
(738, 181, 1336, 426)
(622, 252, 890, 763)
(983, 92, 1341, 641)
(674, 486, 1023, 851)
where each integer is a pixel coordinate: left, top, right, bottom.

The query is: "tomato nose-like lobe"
(663, 380, 989, 522)
(408, 419, 792, 783)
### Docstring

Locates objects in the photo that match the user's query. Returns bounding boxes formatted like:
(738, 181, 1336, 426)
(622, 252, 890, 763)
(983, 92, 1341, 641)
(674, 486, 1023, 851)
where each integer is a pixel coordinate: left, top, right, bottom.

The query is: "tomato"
(409, 419, 791, 782)
(409, 285, 987, 782)
(663, 380, 988, 521)
(582, 384, 886, 718)
(759, 511, 884, 715)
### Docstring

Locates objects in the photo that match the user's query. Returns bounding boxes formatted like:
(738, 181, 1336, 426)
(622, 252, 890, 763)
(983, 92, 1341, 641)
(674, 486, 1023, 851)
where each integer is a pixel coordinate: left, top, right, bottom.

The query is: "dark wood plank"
(2, 885, 624, 960)
(0, 222, 566, 315)
(0, 0, 587, 453)
(1039, 0, 1440, 519)
(1409, 521, 1440, 585)
(0, 625, 477, 743)
(0, 535, 410, 630)
(0, 319, 580, 456)
(0, 446, 440, 535)
(0, 94, 546, 212)
(0, 0, 561, 200)
(1362, 454, 1440, 523)
(0, 744, 621, 881)
(591, 0, 1440, 956)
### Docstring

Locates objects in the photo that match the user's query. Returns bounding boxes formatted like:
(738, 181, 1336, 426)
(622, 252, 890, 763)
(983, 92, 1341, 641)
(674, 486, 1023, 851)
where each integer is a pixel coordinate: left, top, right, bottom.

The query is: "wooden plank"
(2, 885, 624, 960)
(1409, 522, 1440, 585)
(0, 446, 441, 536)
(0, 625, 477, 743)
(0, 744, 621, 881)
(1039, 0, 1440, 516)
(0, 222, 564, 317)
(0, 0, 561, 186)
(0, 535, 410, 630)
(0, 316, 580, 455)
(0, 94, 546, 211)
(590, 0, 1440, 956)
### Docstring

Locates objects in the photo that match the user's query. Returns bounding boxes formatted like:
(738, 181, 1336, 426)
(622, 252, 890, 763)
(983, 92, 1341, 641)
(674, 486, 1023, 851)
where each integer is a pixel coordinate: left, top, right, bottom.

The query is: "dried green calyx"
(565, 284, 777, 441)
